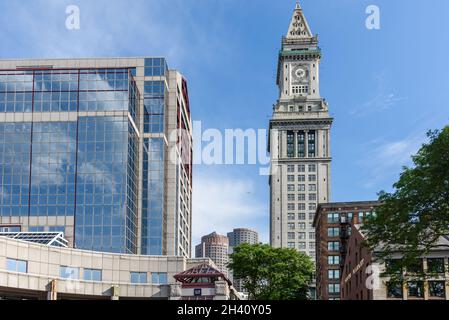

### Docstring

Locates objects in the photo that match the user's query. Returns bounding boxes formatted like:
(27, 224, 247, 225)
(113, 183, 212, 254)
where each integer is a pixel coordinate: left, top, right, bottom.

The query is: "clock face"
(291, 64, 309, 84)
(295, 67, 306, 80)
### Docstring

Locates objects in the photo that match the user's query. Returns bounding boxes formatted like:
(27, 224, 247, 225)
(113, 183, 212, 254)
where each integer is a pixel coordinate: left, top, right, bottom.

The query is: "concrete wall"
(0, 236, 210, 299)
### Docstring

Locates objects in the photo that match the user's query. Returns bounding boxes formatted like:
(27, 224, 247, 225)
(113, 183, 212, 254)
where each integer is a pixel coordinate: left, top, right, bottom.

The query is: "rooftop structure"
(173, 262, 239, 300)
(0, 232, 68, 247)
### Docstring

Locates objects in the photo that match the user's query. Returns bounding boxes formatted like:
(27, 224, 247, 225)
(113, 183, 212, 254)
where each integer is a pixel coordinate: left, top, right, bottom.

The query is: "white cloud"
(192, 170, 268, 248)
(359, 134, 425, 189)
(0, 0, 234, 72)
(350, 93, 404, 117)
(350, 71, 405, 117)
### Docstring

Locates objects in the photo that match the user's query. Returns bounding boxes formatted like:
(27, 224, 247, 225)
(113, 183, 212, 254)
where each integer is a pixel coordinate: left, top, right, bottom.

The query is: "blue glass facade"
(143, 80, 165, 134)
(141, 138, 165, 255)
(0, 123, 31, 216)
(0, 58, 193, 258)
(75, 116, 138, 253)
(144, 58, 168, 77)
(30, 122, 77, 217)
(0, 68, 139, 254)
(140, 58, 168, 255)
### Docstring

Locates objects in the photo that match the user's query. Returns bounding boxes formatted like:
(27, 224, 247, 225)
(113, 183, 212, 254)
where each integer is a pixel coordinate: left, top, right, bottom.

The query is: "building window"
(327, 213, 340, 223)
(288, 203, 295, 211)
(309, 203, 316, 211)
(144, 58, 167, 76)
(428, 281, 446, 298)
(328, 284, 340, 294)
(298, 203, 306, 211)
(152, 272, 168, 285)
(309, 194, 317, 201)
(309, 242, 315, 249)
(298, 242, 306, 250)
(292, 85, 309, 95)
(297, 175, 306, 182)
(288, 213, 295, 221)
(309, 232, 315, 240)
(309, 184, 317, 192)
(407, 282, 424, 298)
(298, 184, 306, 192)
(308, 175, 316, 182)
(427, 258, 445, 274)
(287, 175, 295, 182)
(6, 258, 27, 273)
(49, 226, 65, 233)
(328, 241, 339, 251)
(309, 213, 315, 221)
(328, 269, 340, 279)
(288, 232, 296, 240)
(0, 226, 20, 232)
(298, 223, 306, 230)
(386, 259, 403, 275)
(298, 213, 306, 220)
(287, 184, 295, 191)
(358, 212, 364, 223)
(287, 242, 295, 249)
(387, 282, 403, 299)
(327, 227, 340, 237)
(347, 212, 354, 221)
(298, 165, 305, 172)
(297, 131, 305, 158)
(287, 131, 295, 158)
(130, 272, 148, 284)
(407, 259, 424, 274)
(287, 165, 295, 173)
(298, 194, 306, 201)
(28, 226, 45, 232)
(328, 256, 340, 265)
(298, 232, 306, 240)
(288, 194, 295, 201)
(84, 268, 102, 281)
(288, 223, 295, 230)
(308, 164, 316, 172)
(308, 131, 316, 157)
(60, 266, 79, 280)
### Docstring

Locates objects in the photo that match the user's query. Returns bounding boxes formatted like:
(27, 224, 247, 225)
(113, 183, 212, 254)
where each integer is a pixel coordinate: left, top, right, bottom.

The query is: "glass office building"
(0, 58, 193, 257)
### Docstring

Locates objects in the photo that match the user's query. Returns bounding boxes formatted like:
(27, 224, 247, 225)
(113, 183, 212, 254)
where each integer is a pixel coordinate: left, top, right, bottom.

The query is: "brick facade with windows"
(341, 225, 449, 300)
(313, 201, 380, 300)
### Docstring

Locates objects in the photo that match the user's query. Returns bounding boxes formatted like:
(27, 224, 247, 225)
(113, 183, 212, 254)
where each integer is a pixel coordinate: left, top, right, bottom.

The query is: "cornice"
(269, 117, 333, 130)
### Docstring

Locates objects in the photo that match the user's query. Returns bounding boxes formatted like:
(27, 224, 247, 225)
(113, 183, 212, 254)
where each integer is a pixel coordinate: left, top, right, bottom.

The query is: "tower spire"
(286, 0, 312, 39)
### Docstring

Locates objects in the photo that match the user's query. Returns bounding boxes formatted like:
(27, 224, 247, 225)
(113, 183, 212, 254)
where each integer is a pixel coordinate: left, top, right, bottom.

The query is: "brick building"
(313, 201, 380, 300)
(341, 225, 449, 300)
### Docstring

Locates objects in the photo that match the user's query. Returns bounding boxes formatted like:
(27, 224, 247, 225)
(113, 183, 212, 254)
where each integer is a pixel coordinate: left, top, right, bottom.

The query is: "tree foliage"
(228, 243, 314, 300)
(362, 126, 449, 276)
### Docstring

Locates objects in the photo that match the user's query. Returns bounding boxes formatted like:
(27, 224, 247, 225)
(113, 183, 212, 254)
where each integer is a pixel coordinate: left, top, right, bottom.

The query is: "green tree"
(228, 243, 314, 300)
(362, 126, 449, 276)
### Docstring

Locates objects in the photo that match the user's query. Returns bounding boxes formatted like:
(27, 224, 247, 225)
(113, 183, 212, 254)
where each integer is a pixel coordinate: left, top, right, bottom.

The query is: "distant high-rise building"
(0, 57, 193, 257)
(268, 2, 332, 262)
(195, 232, 229, 276)
(227, 228, 259, 294)
(227, 228, 259, 248)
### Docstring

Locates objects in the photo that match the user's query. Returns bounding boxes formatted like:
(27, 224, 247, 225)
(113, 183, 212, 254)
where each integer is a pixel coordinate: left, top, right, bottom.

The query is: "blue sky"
(1, 0, 448, 247)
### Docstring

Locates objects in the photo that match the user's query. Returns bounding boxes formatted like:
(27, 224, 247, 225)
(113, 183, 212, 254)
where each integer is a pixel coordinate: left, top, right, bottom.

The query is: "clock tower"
(269, 1, 333, 262)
